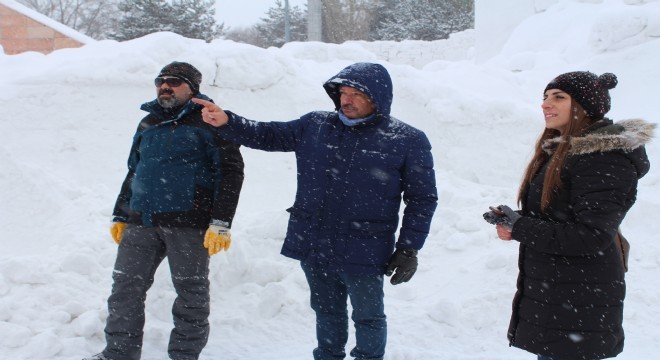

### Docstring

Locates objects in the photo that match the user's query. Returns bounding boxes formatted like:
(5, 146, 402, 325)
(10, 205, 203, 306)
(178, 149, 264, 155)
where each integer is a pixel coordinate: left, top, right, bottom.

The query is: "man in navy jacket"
(194, 62, 437, 360)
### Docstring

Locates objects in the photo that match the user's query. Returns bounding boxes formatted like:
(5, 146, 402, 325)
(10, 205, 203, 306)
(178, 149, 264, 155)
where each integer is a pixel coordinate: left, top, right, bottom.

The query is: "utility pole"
(307, 0, 322, 41)
(284, 0, 291, 43)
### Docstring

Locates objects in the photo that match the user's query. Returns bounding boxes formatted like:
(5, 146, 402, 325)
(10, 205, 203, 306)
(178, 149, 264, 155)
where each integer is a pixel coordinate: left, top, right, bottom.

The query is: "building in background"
(0, 0, 93, 55)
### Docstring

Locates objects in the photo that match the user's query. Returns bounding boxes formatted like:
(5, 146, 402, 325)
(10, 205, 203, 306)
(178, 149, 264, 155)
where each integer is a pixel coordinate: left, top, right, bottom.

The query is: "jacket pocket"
(339, 220, 397, 266)
(282, 207, 315, 257)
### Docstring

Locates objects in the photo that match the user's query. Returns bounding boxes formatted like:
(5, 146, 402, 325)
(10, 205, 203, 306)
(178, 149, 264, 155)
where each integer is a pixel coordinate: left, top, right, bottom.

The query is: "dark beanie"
(544, 71, 618, 120)
(158, 61, 202, 94)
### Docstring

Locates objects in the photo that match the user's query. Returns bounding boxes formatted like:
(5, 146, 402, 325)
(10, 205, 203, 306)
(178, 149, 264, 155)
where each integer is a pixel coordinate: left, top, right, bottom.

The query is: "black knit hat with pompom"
(545, 71, 618, 120)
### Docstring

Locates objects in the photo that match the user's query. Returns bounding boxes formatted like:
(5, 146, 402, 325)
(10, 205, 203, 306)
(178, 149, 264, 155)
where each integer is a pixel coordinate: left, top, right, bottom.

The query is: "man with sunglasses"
(84, 61, 244, 360)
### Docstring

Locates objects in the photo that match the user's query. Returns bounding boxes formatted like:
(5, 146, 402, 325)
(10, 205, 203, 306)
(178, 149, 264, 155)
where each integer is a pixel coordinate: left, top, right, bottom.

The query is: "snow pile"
(0, 0, 658, 359)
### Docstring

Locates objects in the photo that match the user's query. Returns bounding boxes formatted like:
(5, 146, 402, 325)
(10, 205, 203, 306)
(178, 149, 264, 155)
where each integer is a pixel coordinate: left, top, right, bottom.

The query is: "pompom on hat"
(544, 71, 618, 120)
(158, 61, 202, 94)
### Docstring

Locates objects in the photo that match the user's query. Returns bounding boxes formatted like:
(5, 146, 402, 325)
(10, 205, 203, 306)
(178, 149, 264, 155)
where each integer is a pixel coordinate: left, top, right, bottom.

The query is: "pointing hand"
(192, 98, 229, 127)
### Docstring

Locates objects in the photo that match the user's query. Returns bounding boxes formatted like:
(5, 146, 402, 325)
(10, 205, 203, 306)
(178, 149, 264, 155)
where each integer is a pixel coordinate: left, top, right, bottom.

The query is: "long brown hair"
(517, 100, 594, 211)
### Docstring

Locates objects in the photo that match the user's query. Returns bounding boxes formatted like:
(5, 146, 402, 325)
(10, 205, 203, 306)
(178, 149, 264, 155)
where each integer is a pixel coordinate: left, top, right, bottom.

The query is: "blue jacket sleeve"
(216, 111, 306, 152)
(112, 128, 142, 222)
(397, 133, 438, 249)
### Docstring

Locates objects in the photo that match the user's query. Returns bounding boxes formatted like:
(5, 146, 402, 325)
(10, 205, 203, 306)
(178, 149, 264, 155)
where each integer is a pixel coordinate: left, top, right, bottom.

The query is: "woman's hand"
(496, 224, 513, 241)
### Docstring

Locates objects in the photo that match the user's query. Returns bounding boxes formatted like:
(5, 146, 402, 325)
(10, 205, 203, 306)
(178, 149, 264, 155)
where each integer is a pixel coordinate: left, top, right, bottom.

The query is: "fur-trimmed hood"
(572, 119, 654, 154)
(543, 118, 655, 179)
(543, 119, 655, 154)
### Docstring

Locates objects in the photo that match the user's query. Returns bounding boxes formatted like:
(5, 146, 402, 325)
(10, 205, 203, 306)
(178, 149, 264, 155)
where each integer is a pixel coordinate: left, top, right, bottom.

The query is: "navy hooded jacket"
(217, 62, 438, 273)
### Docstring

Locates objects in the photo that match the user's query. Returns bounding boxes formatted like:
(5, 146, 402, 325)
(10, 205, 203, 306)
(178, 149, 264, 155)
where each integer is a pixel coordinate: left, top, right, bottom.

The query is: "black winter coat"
(508, 119, 654, 360)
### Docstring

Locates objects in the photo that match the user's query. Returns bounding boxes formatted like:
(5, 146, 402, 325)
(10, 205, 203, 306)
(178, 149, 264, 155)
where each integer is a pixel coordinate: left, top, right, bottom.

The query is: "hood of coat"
(543, 118, 655, 178)
(323, 62, 393, 117)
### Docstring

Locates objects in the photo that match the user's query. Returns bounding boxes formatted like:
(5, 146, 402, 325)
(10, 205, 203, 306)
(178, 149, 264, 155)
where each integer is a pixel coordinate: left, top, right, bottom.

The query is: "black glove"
(385, 248, 418, 285)
(482, 205, 521, 230)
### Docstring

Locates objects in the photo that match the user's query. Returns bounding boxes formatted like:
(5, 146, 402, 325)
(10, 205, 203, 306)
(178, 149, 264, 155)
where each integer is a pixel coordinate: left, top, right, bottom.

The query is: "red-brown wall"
(0, 4, 84, 55)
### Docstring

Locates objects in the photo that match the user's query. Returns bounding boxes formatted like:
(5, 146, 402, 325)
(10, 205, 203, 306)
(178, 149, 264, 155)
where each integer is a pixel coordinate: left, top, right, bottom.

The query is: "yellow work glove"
(204, 223, 231, 256)
(110, 222, 127, 245)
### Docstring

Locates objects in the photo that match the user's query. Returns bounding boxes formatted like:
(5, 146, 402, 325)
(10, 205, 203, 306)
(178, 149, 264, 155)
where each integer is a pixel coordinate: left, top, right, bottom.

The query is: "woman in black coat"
(484, 71, 654, 360)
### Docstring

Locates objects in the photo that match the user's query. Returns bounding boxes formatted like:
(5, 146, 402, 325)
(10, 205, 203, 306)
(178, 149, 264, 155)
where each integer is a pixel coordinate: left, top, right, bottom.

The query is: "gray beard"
(157, 95, 181, 109)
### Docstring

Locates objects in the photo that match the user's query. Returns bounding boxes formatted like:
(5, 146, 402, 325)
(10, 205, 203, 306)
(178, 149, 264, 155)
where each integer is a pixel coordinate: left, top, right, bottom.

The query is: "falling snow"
(1, 0, 659, 359)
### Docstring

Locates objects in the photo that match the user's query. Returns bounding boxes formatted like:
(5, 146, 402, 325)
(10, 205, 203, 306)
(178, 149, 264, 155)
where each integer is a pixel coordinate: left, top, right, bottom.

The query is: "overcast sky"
(214, 0, 307, 28)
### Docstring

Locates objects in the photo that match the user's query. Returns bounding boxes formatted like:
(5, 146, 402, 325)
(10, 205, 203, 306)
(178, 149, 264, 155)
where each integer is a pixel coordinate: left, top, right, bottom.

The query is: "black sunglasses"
(154, 77, 184, 87)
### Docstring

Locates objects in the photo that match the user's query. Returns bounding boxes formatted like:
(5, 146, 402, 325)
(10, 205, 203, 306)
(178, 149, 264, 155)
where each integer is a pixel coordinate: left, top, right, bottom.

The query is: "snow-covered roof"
(0, 0, 95, 44)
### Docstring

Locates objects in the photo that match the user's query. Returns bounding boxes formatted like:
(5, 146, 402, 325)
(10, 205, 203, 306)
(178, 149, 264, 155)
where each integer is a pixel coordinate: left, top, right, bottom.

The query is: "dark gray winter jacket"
(113, 94, 244, 229)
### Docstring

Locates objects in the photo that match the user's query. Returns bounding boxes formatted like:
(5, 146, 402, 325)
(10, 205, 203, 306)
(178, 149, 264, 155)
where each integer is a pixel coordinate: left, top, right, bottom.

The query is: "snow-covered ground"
(1, 1, 659, 359)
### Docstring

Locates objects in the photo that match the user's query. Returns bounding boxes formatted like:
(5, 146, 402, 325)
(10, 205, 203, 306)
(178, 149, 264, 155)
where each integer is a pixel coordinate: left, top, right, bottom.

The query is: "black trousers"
(102, 225, 210, 360)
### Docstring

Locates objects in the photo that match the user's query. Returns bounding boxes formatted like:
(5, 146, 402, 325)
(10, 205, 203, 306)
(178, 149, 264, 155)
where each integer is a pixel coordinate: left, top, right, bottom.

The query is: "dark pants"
(301, 262, 387, 360)
(102, 225, 210, 360)
(538, 356, 558, 360)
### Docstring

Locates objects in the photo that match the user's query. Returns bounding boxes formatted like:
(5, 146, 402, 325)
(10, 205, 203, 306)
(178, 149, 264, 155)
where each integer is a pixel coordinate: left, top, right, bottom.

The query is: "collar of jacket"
(336, 112, 387, 130)
(140, 93, 212, 123)
(542, 118, 655, 155)
(337, 110, 377, 127)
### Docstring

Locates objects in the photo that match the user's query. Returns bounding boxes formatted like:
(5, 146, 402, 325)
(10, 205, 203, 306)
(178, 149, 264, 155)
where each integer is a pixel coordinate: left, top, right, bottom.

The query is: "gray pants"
(102, 225, 210, 360)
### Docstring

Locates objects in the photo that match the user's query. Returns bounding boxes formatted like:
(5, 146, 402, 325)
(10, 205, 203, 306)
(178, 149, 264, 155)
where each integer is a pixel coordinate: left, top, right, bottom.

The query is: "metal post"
(284, 0, 291, 43)
(307, 0, 322, 41)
